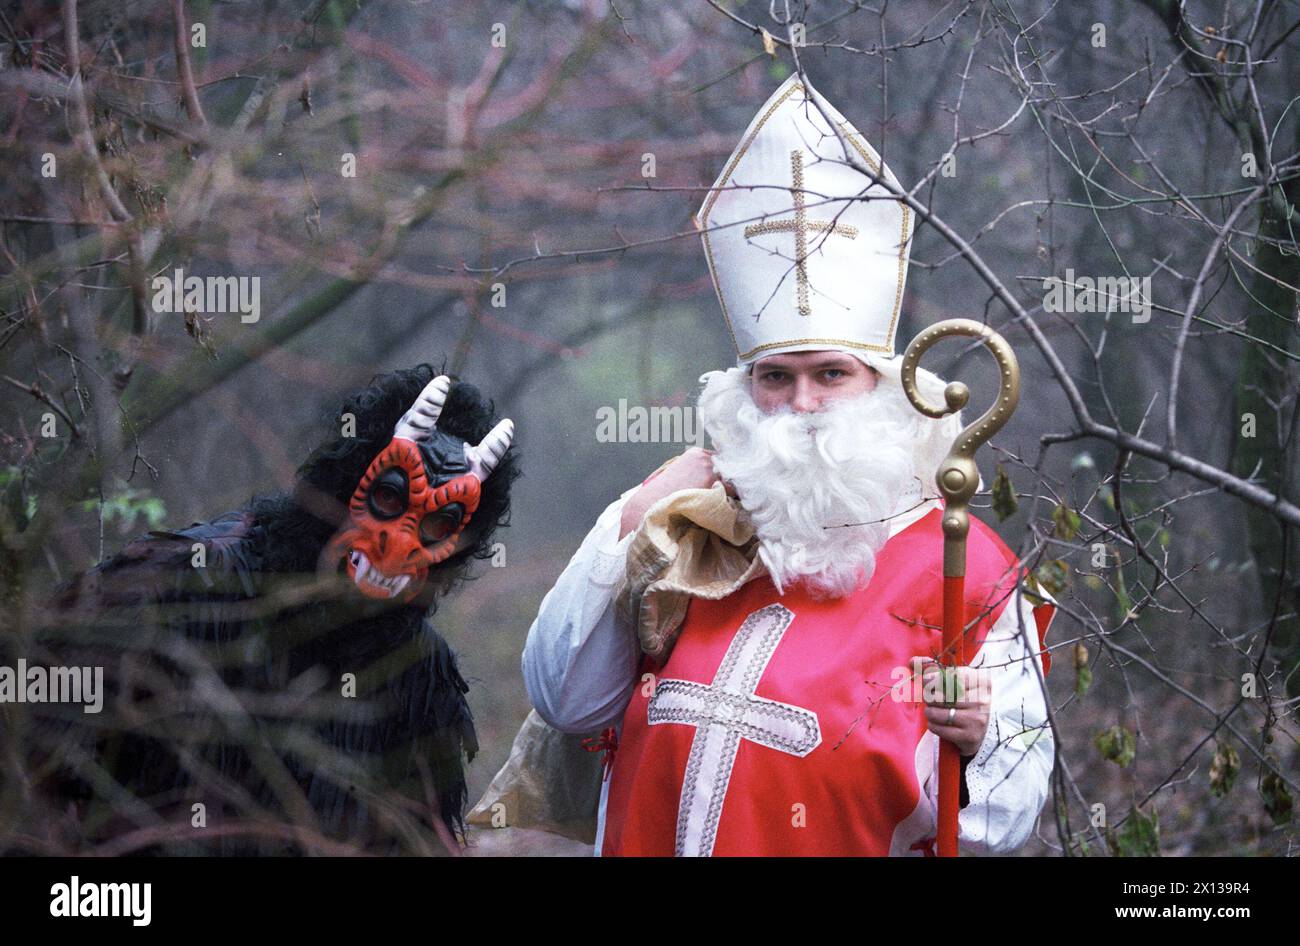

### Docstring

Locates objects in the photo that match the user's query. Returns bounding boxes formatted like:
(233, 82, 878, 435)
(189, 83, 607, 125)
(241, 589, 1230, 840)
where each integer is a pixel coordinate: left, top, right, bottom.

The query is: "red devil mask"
(320, 375, 514, 602)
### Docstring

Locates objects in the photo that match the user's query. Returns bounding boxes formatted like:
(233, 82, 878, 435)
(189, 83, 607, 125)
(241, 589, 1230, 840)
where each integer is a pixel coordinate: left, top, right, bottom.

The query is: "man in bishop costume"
(521, 75, 1057, 856)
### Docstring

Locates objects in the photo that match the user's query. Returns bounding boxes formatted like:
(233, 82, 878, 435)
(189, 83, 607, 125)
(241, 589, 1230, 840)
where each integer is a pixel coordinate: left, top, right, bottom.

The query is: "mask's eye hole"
(367, 469, 408, 520)
(420, 502, 465, 545)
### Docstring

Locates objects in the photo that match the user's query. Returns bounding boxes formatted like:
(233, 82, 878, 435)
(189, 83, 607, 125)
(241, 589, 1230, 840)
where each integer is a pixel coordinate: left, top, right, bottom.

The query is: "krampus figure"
(40, 365, 518, 854)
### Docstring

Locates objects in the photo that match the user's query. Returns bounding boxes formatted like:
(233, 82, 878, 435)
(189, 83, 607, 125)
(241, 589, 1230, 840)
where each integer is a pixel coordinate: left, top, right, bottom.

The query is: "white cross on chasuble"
(648, 604, 821, 856)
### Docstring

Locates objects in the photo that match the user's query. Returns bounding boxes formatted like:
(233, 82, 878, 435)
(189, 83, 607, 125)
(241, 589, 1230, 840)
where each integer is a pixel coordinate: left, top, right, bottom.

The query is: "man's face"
(699, 354, 911, 599)
(749, 350, 880, 414)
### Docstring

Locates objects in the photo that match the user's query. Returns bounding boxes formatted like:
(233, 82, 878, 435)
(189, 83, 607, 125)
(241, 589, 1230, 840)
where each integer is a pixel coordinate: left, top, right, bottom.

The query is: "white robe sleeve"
(925, 588, 1056, 855)
(521, 486, 643, 734)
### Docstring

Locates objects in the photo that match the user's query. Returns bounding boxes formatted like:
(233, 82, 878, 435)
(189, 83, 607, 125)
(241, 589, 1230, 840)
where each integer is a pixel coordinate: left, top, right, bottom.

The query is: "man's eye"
(761, 371, 786, 383)
(420, 503, 465, 545)
(823, 369, 846, 380)
(367, 470, 408, 519)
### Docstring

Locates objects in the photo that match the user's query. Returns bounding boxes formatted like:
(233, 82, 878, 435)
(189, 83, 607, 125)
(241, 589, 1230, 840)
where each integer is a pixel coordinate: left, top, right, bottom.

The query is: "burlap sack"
(467, 480, 763, 851)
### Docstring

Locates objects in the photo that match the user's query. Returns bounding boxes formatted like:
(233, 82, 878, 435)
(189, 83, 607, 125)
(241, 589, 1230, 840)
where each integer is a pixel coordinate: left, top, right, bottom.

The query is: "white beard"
(697, 366, 924, 600)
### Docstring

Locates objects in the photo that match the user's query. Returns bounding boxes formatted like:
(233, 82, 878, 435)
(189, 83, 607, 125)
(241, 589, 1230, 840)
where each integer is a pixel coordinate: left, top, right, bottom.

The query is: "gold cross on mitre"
(743, 149, 859, 316)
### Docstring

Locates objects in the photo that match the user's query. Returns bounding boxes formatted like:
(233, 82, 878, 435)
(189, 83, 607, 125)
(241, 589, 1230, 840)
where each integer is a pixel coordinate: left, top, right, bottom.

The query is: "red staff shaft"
(900, 317, 1021, 859)
(937, 573, 965, 857)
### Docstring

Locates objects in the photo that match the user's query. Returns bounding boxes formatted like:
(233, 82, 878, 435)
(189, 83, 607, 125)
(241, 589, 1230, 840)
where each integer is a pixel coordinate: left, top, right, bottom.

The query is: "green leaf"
(920, 664, 965, 703)
(991, 464, 1018, 521)
(1260, 769, 1294, 825)
(940, 666, 964, 702)
(1035, 559, 1070, 598)
(142, 498, 167, 528)
(1209, 740, 1240, 798)
(1073, 641, 1091, 698)
(78, 483, 169, 534)
(1053, 504, 1081, 540)
(1114, 563, 1133, 621)
(2, 465, 35, 530)
(1109, 805, 1160, 857)
(1095, 724, 1136, 768)
(1022, 571, 1046, 606)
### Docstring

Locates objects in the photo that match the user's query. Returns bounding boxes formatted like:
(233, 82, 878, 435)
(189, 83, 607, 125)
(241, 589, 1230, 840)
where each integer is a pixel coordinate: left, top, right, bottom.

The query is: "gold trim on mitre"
(695, 75, 912, 364)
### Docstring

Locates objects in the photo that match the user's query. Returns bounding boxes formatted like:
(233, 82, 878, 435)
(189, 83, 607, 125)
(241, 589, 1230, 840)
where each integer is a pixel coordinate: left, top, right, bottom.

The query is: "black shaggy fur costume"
(46, 364, 518, 854)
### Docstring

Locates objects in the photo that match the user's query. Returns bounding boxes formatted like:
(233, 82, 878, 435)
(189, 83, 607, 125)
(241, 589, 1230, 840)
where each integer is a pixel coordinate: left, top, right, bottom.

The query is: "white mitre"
(696, 73, 966, 500)
(696, 72, 911, 362)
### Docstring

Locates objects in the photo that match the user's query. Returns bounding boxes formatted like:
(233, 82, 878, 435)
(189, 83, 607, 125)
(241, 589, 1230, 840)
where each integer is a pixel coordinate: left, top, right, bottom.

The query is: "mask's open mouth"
(348, 550, 412, 599)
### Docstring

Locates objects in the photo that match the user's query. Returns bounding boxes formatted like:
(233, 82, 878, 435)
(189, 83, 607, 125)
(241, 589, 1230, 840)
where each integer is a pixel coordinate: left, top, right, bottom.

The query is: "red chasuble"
(600, 506, 1054, 857)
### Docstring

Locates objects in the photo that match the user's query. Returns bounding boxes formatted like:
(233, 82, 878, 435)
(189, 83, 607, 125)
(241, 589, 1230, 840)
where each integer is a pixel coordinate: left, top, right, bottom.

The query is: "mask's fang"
(349, 550, 413, 599)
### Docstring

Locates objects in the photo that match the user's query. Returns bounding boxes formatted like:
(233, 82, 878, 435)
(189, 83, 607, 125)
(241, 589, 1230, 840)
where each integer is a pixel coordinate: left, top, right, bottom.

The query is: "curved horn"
(465, 418, 515, 482)
(393, 375, 451, 442)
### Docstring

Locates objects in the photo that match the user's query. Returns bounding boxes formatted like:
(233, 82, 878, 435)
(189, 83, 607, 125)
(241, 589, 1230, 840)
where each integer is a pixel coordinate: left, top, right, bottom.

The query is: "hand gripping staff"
(900, 319, 1021, 858)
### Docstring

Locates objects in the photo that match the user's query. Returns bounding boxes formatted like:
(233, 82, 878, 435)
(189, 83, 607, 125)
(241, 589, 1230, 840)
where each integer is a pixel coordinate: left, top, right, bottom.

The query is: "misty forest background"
(2, 0, 1299, 855)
